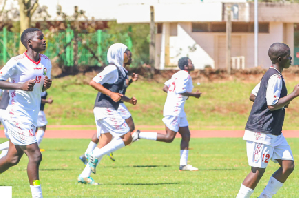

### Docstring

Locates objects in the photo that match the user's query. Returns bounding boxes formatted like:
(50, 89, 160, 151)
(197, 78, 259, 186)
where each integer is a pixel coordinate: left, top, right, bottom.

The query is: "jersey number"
(263, 154, 270, 163)
(35, 76, 42, 83)
(168, 81, 176, 92)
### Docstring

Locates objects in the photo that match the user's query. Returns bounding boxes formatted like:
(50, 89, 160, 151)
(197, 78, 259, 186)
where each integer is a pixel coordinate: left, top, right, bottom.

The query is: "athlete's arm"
(163, 85, 168, 93)
(90, 80, 122, 102)
(127, 73, 138, 87)
(0, 80, 35, 91)
(249, 94, 256, 102)
(121, 96, 137, 105)
(250, 82, 260, 102)
(181, 91, 201, 98)
(41, 98, 53, 104)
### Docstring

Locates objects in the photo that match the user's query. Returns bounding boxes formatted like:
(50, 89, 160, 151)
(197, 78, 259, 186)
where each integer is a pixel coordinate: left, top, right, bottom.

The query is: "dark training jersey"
(0, 90, 9, 110)
(245, 68, 288, 136)
(40, 91, 48, 111)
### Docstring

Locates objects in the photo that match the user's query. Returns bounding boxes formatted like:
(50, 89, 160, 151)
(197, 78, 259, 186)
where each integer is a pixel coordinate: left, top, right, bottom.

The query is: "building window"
(211, 22, 226, 32)
(192, 23, 209, 32)
(249, 23, 269, 33)
(232, 22, 249, 32)
(157, 23, 162, 34)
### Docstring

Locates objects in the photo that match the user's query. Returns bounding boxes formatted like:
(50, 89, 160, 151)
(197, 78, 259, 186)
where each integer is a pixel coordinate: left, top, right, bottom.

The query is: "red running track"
(0, 130, 298, 139)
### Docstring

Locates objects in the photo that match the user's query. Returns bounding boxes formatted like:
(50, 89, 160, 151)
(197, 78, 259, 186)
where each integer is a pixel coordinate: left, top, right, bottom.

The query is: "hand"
(44, 76, 52, 89)
(129, 96, 137, 105)
(22, 79, 35, 91)
(131, 73, 138, 82)
(109, 92, 123, 102)
(47, 98, 53, 104)
(194, 90, 202, 99)
(292, 84, 299, 97)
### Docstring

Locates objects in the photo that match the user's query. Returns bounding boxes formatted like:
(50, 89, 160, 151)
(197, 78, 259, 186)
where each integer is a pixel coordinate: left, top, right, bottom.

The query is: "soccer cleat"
(87, 153, 98, 174)
(109, 152, 115, 161)
(179, 165, 199, 171)
(77, 175, 100, 185)
(132, 130, 141, 142)
(79, 154, 87, 165)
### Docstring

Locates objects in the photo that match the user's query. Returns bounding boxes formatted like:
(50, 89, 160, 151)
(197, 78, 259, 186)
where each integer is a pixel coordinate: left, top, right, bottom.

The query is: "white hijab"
(107, 43, 128, 77)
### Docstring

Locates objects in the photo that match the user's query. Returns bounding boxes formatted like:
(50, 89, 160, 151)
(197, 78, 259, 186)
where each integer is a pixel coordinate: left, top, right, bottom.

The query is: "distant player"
(132, 57, 201, 171)
(79, 56, 138, 164)
(0, 28, 52, 198)
(77, 43, 137, 185)
(36, 91, 53, 150)
(236, 43, 299, 198)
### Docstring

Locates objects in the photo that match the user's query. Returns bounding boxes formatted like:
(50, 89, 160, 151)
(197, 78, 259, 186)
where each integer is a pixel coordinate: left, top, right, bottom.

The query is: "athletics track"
(1, 126, 299, 138)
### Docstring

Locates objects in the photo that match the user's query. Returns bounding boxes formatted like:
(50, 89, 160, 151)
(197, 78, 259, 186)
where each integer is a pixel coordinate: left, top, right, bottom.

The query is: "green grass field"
(46, 77, 299, 130)
(1, 138, 298, 197)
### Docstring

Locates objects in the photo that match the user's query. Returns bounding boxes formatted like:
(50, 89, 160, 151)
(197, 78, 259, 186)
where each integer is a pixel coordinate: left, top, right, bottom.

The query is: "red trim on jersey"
(24, 51, 41, 65)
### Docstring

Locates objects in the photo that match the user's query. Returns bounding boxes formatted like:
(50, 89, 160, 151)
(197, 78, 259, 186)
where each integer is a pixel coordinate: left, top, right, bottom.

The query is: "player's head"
(178, 57, 194, 71)
(21, 28, 46, 52)
(107, 43, 130, 67)
(268, 43, 292, 69)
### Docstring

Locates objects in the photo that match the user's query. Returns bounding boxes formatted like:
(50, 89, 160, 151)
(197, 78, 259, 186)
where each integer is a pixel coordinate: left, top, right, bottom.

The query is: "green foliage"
(106, 21, 150, 68)
(1, 138, 298, 197)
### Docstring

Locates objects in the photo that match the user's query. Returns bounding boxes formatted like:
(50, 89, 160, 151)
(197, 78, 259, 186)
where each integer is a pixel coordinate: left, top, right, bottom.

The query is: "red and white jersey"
(163, 70, 193, 117)
(0, 53, 52, 126)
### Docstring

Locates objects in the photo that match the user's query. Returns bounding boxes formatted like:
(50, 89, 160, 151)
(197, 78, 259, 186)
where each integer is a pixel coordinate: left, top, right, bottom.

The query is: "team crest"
(43, 68, 47, 76)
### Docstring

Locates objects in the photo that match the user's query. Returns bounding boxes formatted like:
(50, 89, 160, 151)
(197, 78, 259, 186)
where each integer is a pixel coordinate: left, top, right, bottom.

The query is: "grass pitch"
(0, 138, 298, 197)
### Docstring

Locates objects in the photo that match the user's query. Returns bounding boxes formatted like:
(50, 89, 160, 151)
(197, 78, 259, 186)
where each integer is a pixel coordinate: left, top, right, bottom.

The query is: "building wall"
(156, 21, 294, 69)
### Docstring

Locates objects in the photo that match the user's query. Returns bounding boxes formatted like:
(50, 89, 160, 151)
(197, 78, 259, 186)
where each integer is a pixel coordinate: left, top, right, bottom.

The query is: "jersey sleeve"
(0, 59, 18, 81)
(175, 74, 190, 94)
(164, 79, 171, 87)
(93, 65, 118, 84)
(251, 82, 261, 96)
(266, 74, 283, 106)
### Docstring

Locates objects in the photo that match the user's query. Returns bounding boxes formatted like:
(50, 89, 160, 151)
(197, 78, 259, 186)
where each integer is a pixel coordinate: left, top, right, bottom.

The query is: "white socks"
(180, 150, 188, 166)
(259, 177, 283, 198)
(85, 141, 97, 155)
(139, 132, 157, 141)
(92, 137, 125, 159)
(0, 141, 9, 150)
(237, 184, 254, 198)
(36, 130, 45, 146)
(81, 156, 103, 178)
(30, 185, 42, 198)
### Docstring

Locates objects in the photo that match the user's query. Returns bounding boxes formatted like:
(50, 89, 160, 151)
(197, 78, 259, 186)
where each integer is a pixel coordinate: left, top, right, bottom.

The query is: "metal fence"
(0, 28, 133, 67)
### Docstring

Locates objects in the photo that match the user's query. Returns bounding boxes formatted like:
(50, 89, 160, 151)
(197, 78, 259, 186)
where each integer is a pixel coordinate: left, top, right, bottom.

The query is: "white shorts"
(162, 115, 188, 133)
(117, 103, 131, 120)
(246, 136, 294, 168)
(2, 120, 37, 146)
(37, 111, 47, 127)
(94, 107, 130, 138)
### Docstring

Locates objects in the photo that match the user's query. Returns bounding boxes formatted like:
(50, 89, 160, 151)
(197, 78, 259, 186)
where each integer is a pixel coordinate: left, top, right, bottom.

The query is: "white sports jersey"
(163, 70, 193, 117)
(0, 53, 52, 126)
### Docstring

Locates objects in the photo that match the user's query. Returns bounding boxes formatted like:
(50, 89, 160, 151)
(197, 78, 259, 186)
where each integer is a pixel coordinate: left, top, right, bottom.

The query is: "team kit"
(0, 28, 298, 198)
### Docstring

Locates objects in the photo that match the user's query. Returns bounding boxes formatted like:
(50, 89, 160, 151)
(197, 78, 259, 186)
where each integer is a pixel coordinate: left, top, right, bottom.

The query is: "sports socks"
(92, 137, 125, 159)
(85, 141, 97, 155)
(139, 132, 157, 141)
(36, 130, 45, 146)
(81, 156, 103, 178)
(259, 176, 283, 198)
(236, 184, 254, 198)
(0, 141, 9, 150)
(30, 180, 42, 198)
(180, 150, 188, 166)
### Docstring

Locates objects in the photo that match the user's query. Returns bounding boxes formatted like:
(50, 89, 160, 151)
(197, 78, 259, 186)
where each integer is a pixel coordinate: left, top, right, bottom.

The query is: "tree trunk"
(18, 0, 38, 54)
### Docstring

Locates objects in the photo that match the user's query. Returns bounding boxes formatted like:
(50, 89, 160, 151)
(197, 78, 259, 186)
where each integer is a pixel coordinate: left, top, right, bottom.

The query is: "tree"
(18, 0, 39, 53)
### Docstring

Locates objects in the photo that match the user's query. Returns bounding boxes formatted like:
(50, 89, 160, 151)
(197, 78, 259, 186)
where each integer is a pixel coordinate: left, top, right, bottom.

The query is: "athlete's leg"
(0, 140, 24, 173)
(36, 125, 46, 146)
(125, 116, 135, 132)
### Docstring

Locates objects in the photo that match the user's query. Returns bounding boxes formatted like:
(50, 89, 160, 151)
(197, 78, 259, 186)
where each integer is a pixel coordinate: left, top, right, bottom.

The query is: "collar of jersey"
(24, 51, 41, 65)
(269, 66, 282, 75)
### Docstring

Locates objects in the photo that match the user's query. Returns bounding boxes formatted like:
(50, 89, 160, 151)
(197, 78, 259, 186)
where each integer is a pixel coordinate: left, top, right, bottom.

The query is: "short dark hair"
(178, 57, 189, 70)
(21, 28, 41, 48)
(268, 43, 290, 64)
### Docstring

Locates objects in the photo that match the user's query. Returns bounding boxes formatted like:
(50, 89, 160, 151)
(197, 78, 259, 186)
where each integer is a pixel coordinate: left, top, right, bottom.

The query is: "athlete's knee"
(30, 151, 42, 165)
(251, 167, 265, 178)
(129, 123, 135, 132)
(165, 134, 175, 143)
(7, 155, 21, 166)
(283, 161, 294, 175)
(181, 133, 190, 142)
(91, 133, 99, 144)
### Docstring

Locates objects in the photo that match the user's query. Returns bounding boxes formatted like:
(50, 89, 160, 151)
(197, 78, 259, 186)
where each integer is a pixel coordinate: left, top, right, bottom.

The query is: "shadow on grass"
(131, 165, 172, 168)
(106, 182, 180, 186)
(39, 169, 75, 171)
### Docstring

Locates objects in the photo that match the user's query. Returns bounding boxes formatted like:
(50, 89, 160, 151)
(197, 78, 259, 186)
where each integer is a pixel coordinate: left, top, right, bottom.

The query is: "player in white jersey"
(0, 28, 52, 198)
(132, 57, 201, 171)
